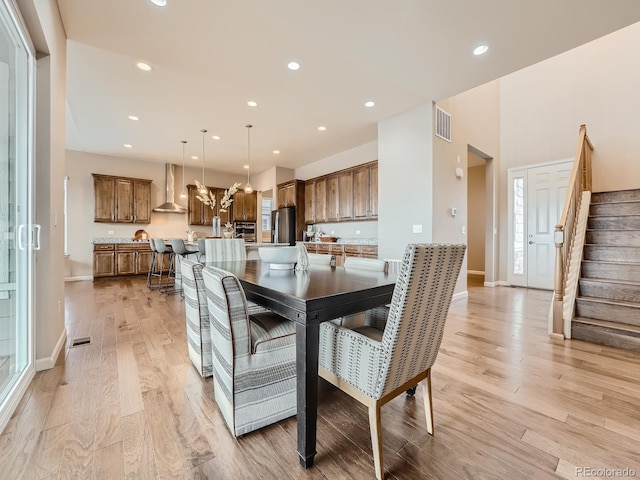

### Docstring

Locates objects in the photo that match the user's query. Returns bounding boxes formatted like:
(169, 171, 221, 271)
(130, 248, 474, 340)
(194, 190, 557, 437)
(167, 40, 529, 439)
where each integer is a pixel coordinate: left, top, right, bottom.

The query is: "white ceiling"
(58, 0, 640, 175)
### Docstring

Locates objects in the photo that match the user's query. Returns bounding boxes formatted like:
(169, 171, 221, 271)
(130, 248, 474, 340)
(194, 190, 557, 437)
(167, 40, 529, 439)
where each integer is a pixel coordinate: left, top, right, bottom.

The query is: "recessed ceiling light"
(191, 156, 198, 160)
(287, 61, 300, 71)
(243, 165, 249, 169)
(150, 0, 167, 6)
(364, 101, 375, 108)
(473, 45, 489, 56)
(136, 62, 152, 71)
(318, 126, 327, 131)
(124, 144, 132, 148)
(247, 101, 258, 107)
(128, 115, 139, 121)
(212, 135, 220, 140)
(273, 150, 280, 154)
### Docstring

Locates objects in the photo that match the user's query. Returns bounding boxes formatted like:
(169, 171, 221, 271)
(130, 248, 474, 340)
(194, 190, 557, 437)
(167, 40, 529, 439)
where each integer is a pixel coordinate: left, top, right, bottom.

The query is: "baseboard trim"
(452, 291, 469, 302)
(65, 276, 92, 282)
(467, 270, 485, 276)
(36, 328, 66, 371)
(484, 280, 510, 288)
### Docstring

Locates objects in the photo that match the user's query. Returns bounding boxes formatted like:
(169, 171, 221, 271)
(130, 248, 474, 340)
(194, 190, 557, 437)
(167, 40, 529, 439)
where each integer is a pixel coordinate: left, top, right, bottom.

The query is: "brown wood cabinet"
(278, 180, 305, 209)
(94, 243, 157, 279)
(187, 184, 234, 226)
(93, 244, 115, 277)
(92, 174, 152, 224)
(303, 242, 377, 266)
(276, 180, 306, 241)
(232, 190, 257, 222)
(303, 160, 377, 224)
(326, 174, 339, 222)
(304, 181, 315, 224)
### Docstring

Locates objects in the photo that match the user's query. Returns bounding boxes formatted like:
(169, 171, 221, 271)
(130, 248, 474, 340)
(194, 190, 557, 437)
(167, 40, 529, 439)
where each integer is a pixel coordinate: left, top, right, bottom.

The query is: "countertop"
(303, 238, 377, 245)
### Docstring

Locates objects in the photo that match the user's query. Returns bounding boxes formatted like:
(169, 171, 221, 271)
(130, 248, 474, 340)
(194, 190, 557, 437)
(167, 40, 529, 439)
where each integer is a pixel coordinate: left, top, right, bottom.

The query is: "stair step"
(591, 189, 640, 204)
(585, 229, 640, 246)
(582, 260, 640, 282)
(584, 245, 640, 263)
(572, 317, 640, 352)
(588, 215, 640, 230)
(579, 278, 640, 303)
(575, 297, 640, 327)
(590, 201, 640, 216)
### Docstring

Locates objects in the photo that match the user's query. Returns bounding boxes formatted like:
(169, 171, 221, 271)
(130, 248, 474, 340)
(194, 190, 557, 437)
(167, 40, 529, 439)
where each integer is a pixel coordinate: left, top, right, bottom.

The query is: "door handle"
(33, 224, 42, 250)
(17, 225, 26, 250)
(528, 240, 535, 245)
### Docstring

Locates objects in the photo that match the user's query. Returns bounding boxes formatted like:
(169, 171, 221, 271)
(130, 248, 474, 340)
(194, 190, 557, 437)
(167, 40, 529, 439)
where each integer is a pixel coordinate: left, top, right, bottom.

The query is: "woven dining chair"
(202, 265, 297, 436)
(318, 243, 466, 480)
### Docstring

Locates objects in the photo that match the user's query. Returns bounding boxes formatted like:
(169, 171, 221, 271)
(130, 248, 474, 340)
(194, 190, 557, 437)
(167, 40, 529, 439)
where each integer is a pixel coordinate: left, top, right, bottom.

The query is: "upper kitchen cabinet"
(92, 173, 152, 224)
(338, 170, 353, 220)
(187, 184, 231, 226)
(277, 179, 305, 208)
(232, 190, 257, 222)
(303, 160, 377, 224)
(304, 177, 327, 224)
(353, 161, 378, 220)
(326, 174, 339, 222)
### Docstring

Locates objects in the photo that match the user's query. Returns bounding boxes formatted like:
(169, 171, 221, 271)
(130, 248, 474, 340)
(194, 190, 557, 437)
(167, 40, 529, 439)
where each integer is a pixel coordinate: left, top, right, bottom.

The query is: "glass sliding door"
(0, 0, 35, 430)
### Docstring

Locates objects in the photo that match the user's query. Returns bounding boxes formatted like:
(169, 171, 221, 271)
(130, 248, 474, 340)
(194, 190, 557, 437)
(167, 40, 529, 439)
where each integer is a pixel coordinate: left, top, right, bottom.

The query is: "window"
(261, 198, 272, 231)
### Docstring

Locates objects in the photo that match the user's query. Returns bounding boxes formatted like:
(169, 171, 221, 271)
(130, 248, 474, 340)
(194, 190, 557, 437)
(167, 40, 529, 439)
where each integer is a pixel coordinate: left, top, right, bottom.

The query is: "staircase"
(572, 188, 640, 351)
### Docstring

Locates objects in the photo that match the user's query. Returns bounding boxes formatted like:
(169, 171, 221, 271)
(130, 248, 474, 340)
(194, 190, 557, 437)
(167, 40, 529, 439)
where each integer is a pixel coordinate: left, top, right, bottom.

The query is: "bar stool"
(154, 238, 175, 293)
(197, 238, 206, 262)
(170, 238, 197, 297)
(146, 238, 162, 290)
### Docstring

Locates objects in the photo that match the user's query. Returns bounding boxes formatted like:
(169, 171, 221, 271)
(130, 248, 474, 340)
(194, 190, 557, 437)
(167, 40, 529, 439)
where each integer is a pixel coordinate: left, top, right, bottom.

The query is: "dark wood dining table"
(204, 259, 396, 468)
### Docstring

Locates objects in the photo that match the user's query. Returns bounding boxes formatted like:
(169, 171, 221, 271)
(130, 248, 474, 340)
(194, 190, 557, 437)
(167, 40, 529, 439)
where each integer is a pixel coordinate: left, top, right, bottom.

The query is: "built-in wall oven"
(234, 222, 256, 242)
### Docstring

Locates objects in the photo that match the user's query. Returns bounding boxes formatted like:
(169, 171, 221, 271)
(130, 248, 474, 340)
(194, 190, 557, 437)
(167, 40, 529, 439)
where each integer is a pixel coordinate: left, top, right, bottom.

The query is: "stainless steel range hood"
(153, 163, 187, 214)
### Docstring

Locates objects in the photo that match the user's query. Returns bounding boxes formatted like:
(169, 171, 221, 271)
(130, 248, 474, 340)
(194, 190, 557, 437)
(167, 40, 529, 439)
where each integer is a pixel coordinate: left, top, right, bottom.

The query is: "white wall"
(23, 0, 67, 369)
(294, 141, 377, 180)
(498, 21, 640, 281)
(65, 149, 248, 278)
(433, 81, 500, 288)
(378, 104, 433, 261)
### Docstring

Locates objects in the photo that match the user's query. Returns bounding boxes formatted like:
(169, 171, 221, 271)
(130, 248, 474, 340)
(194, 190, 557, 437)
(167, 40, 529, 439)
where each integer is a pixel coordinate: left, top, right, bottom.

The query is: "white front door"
(526, 164, 570, 288)
(508, 161, 571, 289)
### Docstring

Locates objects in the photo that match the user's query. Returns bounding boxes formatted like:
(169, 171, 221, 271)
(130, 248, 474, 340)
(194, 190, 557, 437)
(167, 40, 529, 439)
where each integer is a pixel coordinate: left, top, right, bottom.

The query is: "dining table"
(204, 259, 397, 468)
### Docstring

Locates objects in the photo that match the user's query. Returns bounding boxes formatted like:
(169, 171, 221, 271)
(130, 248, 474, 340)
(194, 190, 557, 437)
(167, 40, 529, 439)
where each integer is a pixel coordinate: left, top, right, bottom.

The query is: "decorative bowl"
(258, 246, 299, 269)
(319, 236, 338, 242)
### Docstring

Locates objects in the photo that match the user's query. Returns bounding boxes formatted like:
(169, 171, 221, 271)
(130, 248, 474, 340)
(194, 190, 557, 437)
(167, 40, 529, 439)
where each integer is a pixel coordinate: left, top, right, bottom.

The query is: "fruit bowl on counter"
(319, 236, 338, 242)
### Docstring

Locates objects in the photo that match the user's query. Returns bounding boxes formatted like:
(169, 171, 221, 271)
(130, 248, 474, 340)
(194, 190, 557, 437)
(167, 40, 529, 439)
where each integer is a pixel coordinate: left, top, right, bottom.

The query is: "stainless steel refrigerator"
(271, 206, 297, 245)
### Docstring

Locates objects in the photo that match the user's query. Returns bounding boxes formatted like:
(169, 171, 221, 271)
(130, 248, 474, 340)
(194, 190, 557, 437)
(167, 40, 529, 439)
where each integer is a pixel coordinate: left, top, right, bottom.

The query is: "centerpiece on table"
(194, 180, 241, 237)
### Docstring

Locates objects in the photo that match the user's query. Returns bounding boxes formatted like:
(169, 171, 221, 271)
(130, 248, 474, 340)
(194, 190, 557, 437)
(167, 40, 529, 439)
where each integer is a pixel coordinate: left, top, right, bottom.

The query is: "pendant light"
(179, 140, 187, 199)
(244, 124, 253, 194)
(199, 129, 208, 194)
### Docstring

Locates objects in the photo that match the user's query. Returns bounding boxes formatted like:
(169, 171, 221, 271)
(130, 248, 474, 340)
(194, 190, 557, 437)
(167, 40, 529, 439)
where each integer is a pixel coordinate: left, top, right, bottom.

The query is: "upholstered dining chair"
(202, 265, 297, 436)
(202, 237, 268, 314)
(336, 256, 390, 328)
(197, 238, 206, 262)
(307, 252, 336, 266)
(181, 259, 212, 377)
(204, 238, 246, 262)
(318, 244, 466, 480)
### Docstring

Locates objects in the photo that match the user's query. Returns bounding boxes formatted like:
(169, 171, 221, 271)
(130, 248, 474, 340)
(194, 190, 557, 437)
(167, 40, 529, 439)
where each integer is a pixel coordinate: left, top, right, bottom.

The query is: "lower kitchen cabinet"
(303, 243, 377, 266)
(93, 244, 116, 277)
(94, 243, 159, 279)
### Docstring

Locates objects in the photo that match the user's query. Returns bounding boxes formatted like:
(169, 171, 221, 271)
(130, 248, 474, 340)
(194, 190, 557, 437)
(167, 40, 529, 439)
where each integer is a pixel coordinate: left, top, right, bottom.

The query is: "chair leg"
(368, 401, 384, 480)
(423, 368, 434, 435)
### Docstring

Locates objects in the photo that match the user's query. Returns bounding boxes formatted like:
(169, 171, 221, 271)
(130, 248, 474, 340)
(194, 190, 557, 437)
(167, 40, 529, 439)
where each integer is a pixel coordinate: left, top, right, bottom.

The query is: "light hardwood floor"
(1, 277, 639, 479)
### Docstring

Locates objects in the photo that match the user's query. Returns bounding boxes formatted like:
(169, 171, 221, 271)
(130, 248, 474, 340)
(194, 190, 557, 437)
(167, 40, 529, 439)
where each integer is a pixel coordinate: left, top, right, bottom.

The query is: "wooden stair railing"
(552, 125, 593, 338)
